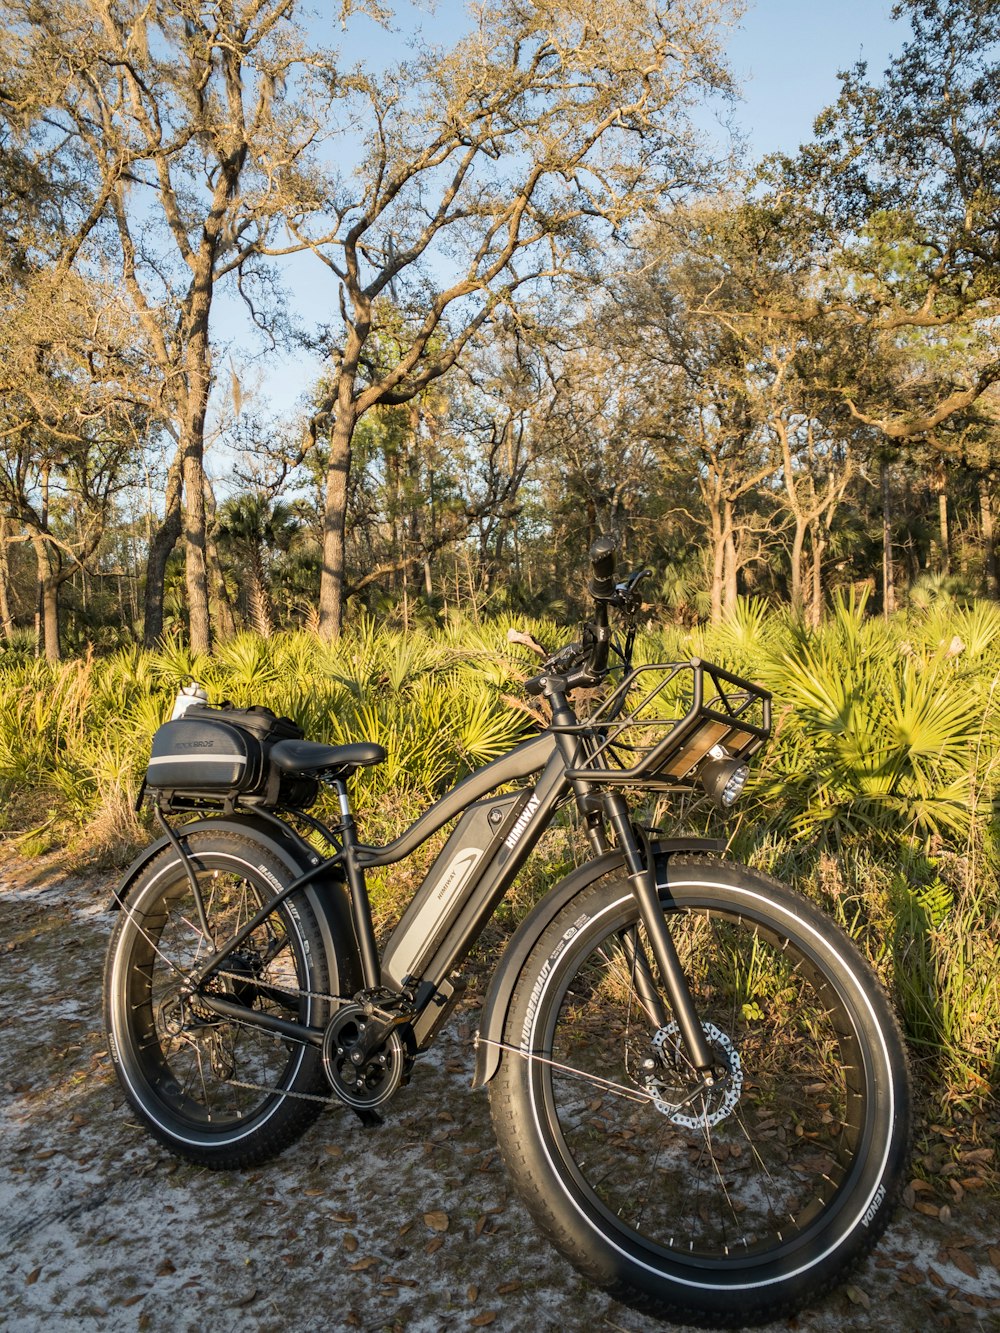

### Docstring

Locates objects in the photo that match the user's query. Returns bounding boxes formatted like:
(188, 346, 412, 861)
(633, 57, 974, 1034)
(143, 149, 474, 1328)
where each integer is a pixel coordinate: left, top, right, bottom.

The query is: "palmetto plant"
(214, 492, 300, 636)
(754, 593, 991, 846)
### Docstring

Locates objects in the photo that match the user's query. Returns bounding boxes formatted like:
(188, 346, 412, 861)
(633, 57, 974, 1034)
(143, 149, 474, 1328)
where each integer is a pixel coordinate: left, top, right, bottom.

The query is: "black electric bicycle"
(103, 540, 911, 1328)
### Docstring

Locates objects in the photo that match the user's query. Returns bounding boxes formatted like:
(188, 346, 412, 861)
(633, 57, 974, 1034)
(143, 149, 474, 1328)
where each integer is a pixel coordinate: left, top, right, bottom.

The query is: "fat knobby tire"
(104, 831, 334, 1169)
(488, 855, 912, 1328)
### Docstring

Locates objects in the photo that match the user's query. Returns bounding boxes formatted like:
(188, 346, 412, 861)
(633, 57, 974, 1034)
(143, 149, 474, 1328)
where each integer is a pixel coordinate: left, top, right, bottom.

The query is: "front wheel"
(488, 857, 911, 1327)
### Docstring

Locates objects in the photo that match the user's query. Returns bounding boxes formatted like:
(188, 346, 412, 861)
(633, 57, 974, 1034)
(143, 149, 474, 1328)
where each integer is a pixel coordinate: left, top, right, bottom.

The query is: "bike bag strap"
(269, 739, 387, 776)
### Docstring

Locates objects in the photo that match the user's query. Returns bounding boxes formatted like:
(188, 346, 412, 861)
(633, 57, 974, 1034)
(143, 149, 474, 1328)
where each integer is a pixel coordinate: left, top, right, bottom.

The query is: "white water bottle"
(170, 682, 209, 720)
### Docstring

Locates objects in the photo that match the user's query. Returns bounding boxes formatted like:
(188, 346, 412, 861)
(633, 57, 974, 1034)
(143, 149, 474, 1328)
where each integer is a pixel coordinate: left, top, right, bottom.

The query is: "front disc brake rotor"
(646, 1020, 743, 1128)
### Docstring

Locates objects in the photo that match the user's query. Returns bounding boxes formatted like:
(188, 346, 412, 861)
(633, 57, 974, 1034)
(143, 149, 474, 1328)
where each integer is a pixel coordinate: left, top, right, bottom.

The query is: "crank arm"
(347, 1004, 419, 1061)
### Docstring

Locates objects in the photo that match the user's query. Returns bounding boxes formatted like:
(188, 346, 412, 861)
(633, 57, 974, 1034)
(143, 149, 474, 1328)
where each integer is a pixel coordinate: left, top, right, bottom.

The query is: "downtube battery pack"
(380, 790, 528, 991)
(144, 703, 317, 812)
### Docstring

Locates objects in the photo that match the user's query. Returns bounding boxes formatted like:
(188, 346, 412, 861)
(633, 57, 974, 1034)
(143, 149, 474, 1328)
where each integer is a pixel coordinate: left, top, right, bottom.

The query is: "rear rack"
(558, 658, 771, 789)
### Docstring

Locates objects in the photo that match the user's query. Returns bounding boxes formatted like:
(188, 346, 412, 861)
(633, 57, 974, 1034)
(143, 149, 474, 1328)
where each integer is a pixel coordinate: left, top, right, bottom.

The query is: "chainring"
(321, 1004, 407, 1111)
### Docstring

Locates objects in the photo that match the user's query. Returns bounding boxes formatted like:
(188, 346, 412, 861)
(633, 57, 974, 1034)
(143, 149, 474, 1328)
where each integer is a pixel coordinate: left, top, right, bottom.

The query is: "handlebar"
(588, 535, 617, 602)
(513, 535, 652, 698)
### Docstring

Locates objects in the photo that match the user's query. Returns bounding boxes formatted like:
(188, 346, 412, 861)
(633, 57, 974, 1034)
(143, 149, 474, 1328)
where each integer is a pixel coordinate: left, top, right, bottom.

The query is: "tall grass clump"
(0, 622, 537, 864)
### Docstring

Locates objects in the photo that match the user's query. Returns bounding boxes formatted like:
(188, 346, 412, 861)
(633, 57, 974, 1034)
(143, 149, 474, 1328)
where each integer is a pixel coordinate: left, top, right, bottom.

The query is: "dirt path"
(2, 854, 998, 1333)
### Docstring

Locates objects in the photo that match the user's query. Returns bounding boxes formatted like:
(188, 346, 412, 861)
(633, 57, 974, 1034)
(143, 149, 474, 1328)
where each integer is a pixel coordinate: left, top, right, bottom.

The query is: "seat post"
(333, 778, 382, 989)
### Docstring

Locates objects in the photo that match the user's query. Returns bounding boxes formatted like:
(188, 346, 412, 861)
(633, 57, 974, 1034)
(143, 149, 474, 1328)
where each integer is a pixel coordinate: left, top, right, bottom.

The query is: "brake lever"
(615, 567, 652, 614)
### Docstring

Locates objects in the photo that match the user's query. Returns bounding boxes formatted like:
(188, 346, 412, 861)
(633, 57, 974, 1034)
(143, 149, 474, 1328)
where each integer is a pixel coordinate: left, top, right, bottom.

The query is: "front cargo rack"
(559, 658, 771, 789)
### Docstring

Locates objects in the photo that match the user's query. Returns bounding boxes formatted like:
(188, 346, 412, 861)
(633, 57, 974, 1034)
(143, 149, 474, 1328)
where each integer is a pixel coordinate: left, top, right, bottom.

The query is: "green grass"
(1, 602, 998, 1106)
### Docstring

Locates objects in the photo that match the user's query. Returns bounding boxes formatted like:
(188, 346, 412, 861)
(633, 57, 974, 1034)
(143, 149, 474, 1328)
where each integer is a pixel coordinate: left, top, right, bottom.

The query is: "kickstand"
(353, 1107, 383, 1128)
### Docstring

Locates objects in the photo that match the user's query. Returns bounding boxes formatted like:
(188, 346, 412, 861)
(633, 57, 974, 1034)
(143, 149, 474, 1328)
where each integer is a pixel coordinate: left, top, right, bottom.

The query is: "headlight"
(698, 750, 750, 810)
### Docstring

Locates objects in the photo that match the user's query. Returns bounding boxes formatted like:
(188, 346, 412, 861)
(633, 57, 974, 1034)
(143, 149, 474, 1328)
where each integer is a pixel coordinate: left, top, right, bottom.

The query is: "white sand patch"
(2, 857, 998, 1332)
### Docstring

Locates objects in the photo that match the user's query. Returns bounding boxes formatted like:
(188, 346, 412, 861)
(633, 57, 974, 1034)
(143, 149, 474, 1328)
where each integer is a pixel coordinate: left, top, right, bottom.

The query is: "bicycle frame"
(164, 674, 720, 1076)
(171, 731, 555, 1031)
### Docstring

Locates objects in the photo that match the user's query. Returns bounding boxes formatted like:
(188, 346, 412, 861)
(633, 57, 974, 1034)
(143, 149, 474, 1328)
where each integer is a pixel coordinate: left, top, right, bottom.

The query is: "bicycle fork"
(602, 792, 717, 1076)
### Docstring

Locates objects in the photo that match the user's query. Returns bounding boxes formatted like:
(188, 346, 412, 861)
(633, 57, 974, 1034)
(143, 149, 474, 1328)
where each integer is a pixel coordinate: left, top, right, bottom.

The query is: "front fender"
(471, 837, 725, 1088)
(110, 815, 362, 997)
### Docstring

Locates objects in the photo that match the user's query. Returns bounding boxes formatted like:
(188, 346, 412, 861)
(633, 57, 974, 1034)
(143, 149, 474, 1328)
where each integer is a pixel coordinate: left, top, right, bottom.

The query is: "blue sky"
(220, 0, 906, 433)
(725, 0, 899, 156)
(320, 0, 903, 158)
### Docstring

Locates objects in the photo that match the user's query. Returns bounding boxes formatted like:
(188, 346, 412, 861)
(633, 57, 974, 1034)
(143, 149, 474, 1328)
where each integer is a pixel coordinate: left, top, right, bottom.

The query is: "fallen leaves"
(946, 1249, 979, 1280)
(423, 1210, 449, 1233)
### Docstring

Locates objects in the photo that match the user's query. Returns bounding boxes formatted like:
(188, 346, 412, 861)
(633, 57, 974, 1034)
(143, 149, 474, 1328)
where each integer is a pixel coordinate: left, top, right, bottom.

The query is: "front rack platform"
(559, 658, 771, 789)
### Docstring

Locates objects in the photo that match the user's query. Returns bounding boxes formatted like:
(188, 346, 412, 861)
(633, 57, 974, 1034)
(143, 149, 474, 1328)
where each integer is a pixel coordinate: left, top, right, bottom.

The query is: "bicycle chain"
(211, 969, 346, 1007)
(196, 970, 350, 1106)
(226, 1076, 343, 1106)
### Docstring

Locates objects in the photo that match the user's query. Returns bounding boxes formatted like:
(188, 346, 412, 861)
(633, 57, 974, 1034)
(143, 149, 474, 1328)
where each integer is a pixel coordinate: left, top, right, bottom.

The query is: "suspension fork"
(603, 792, 716, 1074)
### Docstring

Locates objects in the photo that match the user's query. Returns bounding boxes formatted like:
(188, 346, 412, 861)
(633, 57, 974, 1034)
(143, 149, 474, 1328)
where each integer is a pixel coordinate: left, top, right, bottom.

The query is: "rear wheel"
(104, 832, 334, 1168)
(489, 858, 911, 1327)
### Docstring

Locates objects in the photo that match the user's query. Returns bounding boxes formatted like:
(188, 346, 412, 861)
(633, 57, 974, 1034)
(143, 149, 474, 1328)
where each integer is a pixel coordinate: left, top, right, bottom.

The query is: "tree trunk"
(183, 438, 212, 656)
(936, 462, 950, 574)
(206, 533, 237, 641)
(881, 458, 896, 617)
(319, 392, 358, 640)
(789, 515, 807, 614)
(180, 243, 218, 657)
(0, 517, 16, 638)
(981, 474, 998, 599)
(809, 531, 827, 629)
(203, 480, 237, 641)
(722, 499, 738, 614)
(709, 511, 725, 625)
(144, 447, 184, 647)
(31, 535, 61, 661)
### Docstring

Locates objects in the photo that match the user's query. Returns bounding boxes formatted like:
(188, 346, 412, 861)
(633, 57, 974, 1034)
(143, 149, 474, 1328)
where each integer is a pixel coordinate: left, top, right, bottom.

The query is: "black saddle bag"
(144, 703, 318, 811)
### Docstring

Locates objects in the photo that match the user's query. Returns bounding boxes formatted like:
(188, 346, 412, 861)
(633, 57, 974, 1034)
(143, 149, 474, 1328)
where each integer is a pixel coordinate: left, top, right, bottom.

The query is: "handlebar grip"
(588, 534, 617, 601)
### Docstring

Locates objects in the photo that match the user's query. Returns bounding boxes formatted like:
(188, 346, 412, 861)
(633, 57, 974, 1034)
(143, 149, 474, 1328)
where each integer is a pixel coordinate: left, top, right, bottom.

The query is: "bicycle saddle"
(269, 739, 387, 776)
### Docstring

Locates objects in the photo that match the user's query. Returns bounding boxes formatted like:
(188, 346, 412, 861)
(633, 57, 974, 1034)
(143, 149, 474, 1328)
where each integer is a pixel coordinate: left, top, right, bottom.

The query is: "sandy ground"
(2, 852, 999, 1333)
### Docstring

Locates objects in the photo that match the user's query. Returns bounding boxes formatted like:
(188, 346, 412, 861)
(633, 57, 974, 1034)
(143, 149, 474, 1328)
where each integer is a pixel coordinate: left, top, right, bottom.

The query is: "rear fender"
(110, 815, 362, 996)
(471, 837, 725, 1088)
